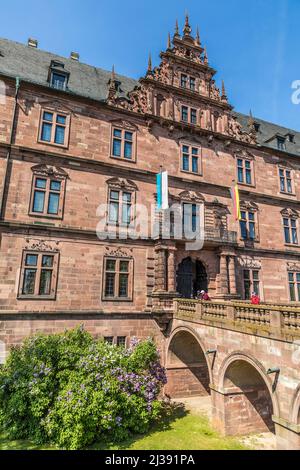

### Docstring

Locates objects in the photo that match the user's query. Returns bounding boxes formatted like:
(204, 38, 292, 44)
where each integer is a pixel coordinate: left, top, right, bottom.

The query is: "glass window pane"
(105, 273, 115, 297)
(22, 269, 36, 295)
(48, 193, 60, 215)
(296, 273, 300, 283)
(112, 138, 121, 157)
(253, 281, 260, 295)
(119, 274, 128, 297)
(109, 202, 119, 223)
(237, 159, 243, 167)
(120, 261, 129, 272)
(33, 191, 45, 213)
(43, 112, 53, 122)
(252, 271, 259, 280)
(190, 109, 197, 124)
(117, 336, 126, 347)
(122, 192, 131, 203)
(246, 169, 252, 185)
(50, 181, 61, 192)
(124, 141, 132, 159)
(240, 220, 247, 239)
(287, 179, 292, 193)
(51, 73, 66, 90)
(182, 145, 189, 153)
(192, 156, 198, 173)
(25, 254, 38, 266)
(122, 204, 131, 224)
(106, 260, 116, 271)
(290, 282, 296, 301)
(104, 336, 114, 344)
(125, 131, 133, 141)
(245, 161, 251, 169)
(42, 255, 54, 267)
(110, 191, 119, 201)
(280, 177, 286, 192)
(289, 273, 294, 282)
(35, 178, 47, 189)
(39, 270, 52, 295)
(284, 227, 291, 243)
(181, 106, 188, 122)
(244, 280, 251, 300)
(190, 77, 195, 91)
(292, 228, 298, 244)
(41, 122, 52, 142)
(182, 155, 189, 171)
(248, 212, 255, 221)
(113, 129, 122, 138)
(54, 125, 65, 145)
(243, 270, 250, 280)
(192, 147, 198, 155)
(56, 115, 66, 125)
(249, 222, 255, 240)
(238, 167, 244, 183)
(297, 284, 300, 302)
(291, 219, 297, 228)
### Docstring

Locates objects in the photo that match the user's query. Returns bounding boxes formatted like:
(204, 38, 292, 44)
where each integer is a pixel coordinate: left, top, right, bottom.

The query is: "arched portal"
(165, 329, 211, 398)
(222, 359, 275, 435)
(176, 257, 208, 299)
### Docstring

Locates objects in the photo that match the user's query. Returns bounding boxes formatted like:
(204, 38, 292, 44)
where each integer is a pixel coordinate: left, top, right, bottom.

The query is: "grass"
(0, 404, 247, 451)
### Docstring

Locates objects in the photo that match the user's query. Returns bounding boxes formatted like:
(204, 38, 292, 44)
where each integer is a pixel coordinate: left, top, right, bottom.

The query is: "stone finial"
(248, 110, 256, 132)
(174, 19, 180, 37)
(195, 27, 201, 46)
(107, 65, 117, 102)
(167, 32, 171, 49)
(183, 13, 192, 36)
(203, 46, 208, 64)
(70, 51, 80, 61)
(147, 53, 152, 73)
(110, 65, 116, 86)
(28, 38, 38, 48)
(221, 80, 227, 101)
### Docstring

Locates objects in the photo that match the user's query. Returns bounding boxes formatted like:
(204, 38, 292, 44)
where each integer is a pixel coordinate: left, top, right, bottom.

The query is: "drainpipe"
(0, 76, 20, 219)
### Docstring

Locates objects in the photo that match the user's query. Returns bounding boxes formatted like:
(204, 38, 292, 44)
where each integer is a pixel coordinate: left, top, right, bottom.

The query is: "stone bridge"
(162, 299, 300, 450)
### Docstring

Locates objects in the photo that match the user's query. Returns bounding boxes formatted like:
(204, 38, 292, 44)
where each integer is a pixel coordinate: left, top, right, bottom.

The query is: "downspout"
(0, 76, 20, 219)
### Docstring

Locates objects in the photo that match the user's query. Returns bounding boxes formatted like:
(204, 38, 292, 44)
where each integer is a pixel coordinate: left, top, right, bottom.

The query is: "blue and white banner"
(156, 171, 168, 210)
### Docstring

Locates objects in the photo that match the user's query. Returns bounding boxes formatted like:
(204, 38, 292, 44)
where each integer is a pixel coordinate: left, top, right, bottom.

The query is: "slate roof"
(1, 37, 299, 157)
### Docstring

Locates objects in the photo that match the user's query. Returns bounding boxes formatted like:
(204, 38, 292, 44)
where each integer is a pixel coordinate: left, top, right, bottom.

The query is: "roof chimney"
(28, 38, 38, 48)
(70, 51, 79, 61)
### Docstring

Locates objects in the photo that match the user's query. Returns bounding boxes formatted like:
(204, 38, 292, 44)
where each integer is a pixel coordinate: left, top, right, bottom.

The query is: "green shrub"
(0, 327, 167, 449)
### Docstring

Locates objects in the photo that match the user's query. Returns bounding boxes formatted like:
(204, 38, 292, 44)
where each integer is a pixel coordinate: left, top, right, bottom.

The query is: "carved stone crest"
(24, 239, 60, 252)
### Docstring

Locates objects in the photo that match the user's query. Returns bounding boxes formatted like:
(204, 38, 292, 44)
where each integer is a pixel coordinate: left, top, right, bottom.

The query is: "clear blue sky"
(1, 0, 299, 130)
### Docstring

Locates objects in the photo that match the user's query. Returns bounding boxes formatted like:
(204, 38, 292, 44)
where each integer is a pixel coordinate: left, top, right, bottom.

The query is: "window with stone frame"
(106, 178, 138, 228)
(102, 257, 133, 301)
(181, 105, 198, 125)
(243, 269, 260, 300)
(116, 336, 127, 347)
(181, 143, 201, 175)
(282, 209, 299, 245)
(237, 158, 253, 185)
(240, 202, 259, 241)
(29, 165, 67, 219)
(38, 109, 70, 147)
(18, 250, 59, 299)
(180, 74, 196, 91)
(279, 168, 294, 194)
(110, 121, 137, 162)
(288, 271, 300, 301)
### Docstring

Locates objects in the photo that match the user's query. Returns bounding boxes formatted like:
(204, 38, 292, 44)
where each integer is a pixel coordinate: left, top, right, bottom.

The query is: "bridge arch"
(217, 352, 279, 435)
(165, 326, 212, 398)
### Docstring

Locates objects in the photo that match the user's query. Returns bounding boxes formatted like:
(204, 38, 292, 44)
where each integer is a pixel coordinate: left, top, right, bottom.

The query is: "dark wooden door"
(177, 257, 193, 299)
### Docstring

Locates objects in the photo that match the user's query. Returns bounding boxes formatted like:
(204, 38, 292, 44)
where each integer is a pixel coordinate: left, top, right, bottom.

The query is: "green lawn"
(0, 406, 247, 451)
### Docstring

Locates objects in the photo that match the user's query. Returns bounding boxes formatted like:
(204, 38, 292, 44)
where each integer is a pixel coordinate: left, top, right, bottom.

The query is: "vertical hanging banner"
(230, 184, 241, 221)
(156, 171, 168, 210)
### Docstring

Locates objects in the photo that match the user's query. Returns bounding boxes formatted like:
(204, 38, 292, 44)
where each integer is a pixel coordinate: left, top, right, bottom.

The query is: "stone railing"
(174, 299, 300, 333)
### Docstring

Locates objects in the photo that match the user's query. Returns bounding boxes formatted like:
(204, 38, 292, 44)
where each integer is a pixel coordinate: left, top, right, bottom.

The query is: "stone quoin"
(0, 16, 300, 449)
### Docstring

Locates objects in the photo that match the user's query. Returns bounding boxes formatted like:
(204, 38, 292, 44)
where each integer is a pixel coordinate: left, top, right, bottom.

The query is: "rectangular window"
(277, 137, 286, 151)
(237, 159, 252, 185)
(181, 106, 188, 122)
(50, 72, 67, 90)
(243, 269, 260, 300)
(288, 272, 300, 301)
(283, 218, 298, 245)
(240, 211, 256, 240)
(181, 144, 200, 174)
(189, 77, 196, 91)
(111, 128, 134, 160)
(104, 336, 114, 345)
(39, 110, 69, 147)
(181, 74, 188, 88)
(190, 108, 197, 125)
(30, 175, 64, 219)
(279, 169, 293, 194)
(183, 203, 199, 235)
(103, 258, 133, 300)
(108, 189, 132, 226)
(117, 336, 127, 347)
(19, 252, 58, 299)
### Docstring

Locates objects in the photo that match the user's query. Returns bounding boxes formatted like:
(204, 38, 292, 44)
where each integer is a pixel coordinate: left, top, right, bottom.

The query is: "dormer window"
(288, 133, 295, 143)
(50, 72, 67, 90)
(180, 74, 196, 91)
(253, 122, 260, 133)
(277, 137, 286, 151)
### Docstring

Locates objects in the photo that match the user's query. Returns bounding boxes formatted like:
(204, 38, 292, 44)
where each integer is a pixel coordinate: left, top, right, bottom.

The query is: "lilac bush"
(0, 327, 167, 449)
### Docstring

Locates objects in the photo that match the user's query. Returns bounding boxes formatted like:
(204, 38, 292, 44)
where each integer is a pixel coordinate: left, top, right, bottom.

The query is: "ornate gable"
(106, 15, 256, 146)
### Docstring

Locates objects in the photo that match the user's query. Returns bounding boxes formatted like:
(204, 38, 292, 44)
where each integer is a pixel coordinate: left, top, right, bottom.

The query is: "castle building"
(0, 17, 300, 350)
